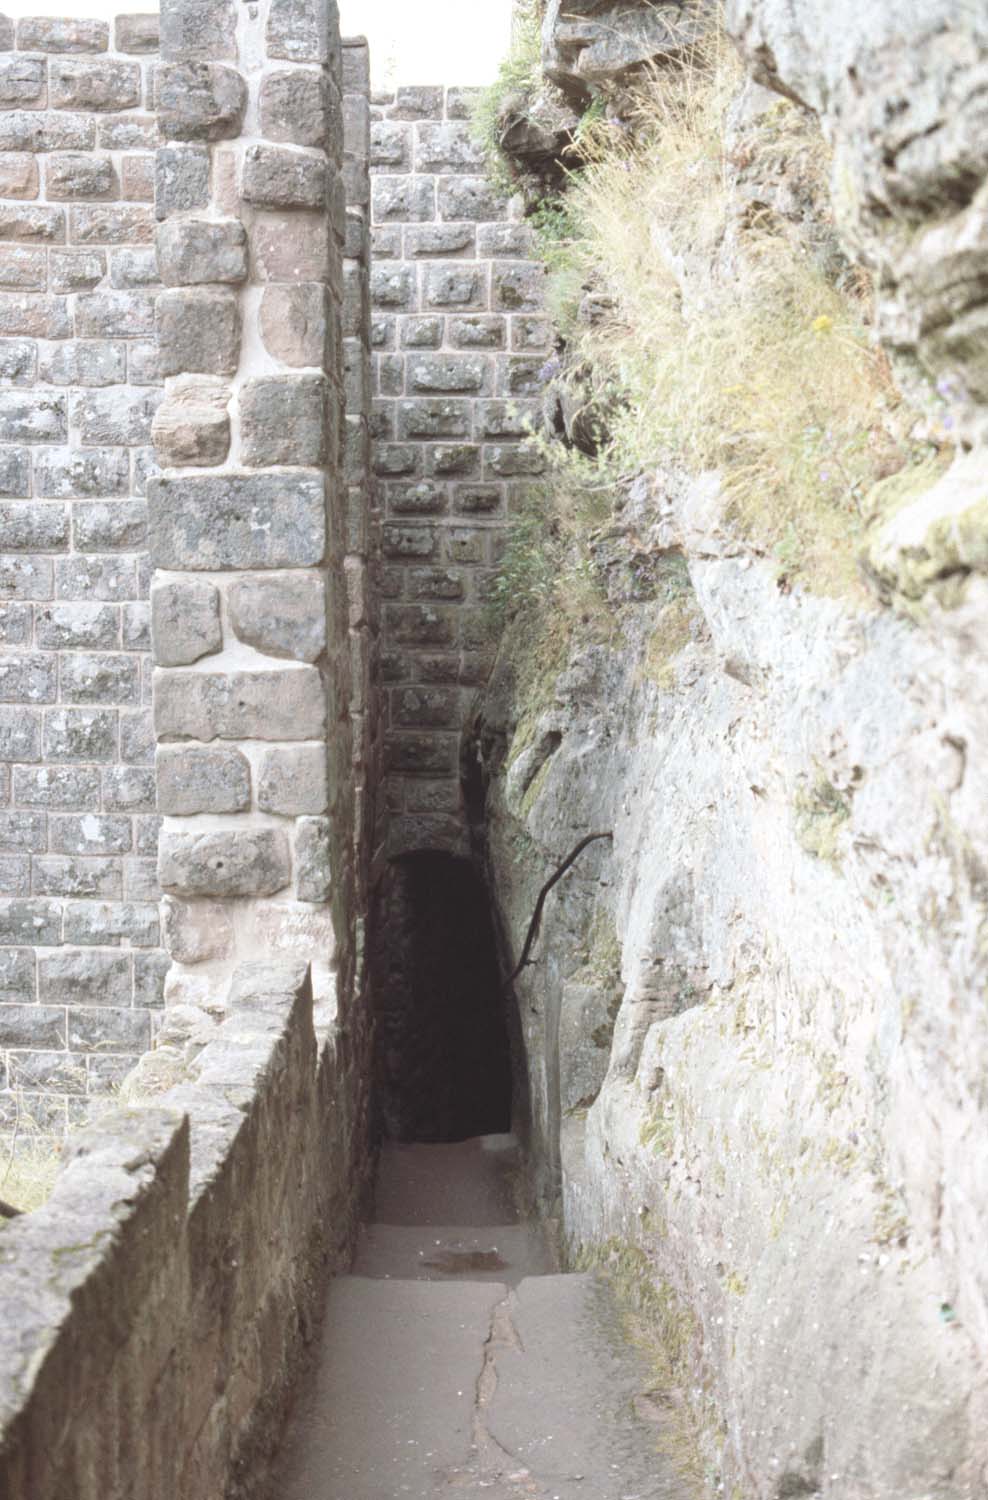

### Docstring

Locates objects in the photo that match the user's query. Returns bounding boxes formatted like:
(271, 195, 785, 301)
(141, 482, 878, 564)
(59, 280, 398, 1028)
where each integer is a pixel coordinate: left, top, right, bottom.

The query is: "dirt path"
(272, 1136, 689, 1499)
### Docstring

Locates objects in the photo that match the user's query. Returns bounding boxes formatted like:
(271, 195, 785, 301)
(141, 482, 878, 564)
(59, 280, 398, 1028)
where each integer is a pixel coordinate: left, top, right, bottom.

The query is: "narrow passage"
(272, 1135, 689, 1498)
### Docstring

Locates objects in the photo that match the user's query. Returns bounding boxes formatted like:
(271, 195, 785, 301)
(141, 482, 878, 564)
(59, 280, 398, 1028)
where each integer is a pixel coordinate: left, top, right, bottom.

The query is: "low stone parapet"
(0, 959, 357, 1500)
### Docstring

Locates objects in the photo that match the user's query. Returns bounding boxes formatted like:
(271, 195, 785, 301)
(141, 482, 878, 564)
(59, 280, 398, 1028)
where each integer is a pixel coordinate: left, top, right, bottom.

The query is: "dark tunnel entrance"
(370, 852, 513, 1144)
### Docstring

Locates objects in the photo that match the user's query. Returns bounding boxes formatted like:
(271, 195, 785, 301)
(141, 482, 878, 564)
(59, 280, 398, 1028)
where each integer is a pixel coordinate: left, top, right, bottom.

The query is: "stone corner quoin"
(0, 0, 544, 1124)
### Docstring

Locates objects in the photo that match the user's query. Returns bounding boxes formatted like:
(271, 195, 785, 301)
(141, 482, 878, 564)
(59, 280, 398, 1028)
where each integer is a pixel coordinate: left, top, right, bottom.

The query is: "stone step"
(354, 1220, 554, 1284)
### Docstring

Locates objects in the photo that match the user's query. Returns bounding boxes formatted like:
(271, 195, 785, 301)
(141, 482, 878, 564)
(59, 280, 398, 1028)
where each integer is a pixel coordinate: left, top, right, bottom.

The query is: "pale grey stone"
(157, 287, 241, 377)
(260, 70, 331, 148)
(267, 0, 333, 63)
(39, 949, 132, 1007)
(242, 145, 327, 211)
(162, 896, 234, 963)
(149, 474, 326, 571)
(258, 746, 329, 816)
(157, 62, 248, 142)
(159, 0, 236, 60)
(151, 578, 221, 667)
(155, 146, 210, 220)
(156, 746, 251, 815)
(156, 217, 249, 287)
(294, 817, 331, 901)
(239, 376, 329, 467)
(227, 572, 327, 662)
(154, 668, 325, 742)
(159, 829, 291, 898)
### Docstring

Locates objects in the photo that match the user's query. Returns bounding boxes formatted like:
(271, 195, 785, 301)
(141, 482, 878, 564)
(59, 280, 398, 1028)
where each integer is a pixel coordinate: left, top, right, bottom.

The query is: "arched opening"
(370, 852, 512, 1143)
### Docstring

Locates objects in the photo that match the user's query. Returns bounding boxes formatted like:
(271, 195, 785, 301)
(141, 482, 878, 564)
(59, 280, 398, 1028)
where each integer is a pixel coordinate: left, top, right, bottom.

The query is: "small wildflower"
(811, 315, 834, 334)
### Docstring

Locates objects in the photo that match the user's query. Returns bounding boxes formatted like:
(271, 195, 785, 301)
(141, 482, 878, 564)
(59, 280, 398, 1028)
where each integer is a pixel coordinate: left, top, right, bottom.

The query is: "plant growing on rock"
(514, 25, 949, 597)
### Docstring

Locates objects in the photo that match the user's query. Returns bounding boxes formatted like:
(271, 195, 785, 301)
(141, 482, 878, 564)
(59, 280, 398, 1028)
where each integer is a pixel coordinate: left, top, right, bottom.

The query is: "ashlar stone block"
(396, 398, 471, 440)
(154, 667, 325, 741)
(372, 176, 435, 224)
(46, 153, 116, 201)
(408, 354, 491, 394)
(258, 745, 329, 816)
(242, 145, 327, 211)
(157, 287, 241, 377)
(116, 14, 160, 54)
(295, 817, 331, 902)
(260, 70, 331, 148)
(415, 122, 486, 174)
(0, 58, 45, 109)
(159, 829, 291, 899)
(49, 61, 141, 113)
(149, 473, 326, 571)
(267, 0, 333, 63)
(389, 86, 443, 121)
(227, 571, 327, 663)
(156, 217, 248, 286)
(156, 746, 251, 815)
(259, 283, 331, 367)
(152, 377, 231, 468)
(239, 376, 328, 467)
(425, 263, 488, 310)
(494, 262, 545, 312)
(251, 213, 330, 283)
(151, 578, 222, 667)
(16, 17, 109, 52)
(157, 63, 248, 143)
(159, 0, 237, 61)
(437, 176, 508, 223)
(0, 156, 39, 203)
(162, 896, 234, 963)
(370, 263, 416, 310)
(155, 146, 211, 221)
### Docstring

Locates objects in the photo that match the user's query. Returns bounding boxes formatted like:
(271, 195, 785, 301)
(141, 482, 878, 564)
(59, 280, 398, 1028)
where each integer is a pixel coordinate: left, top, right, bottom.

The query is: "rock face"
(725, 0, 988, 582)
(542, 0, 710, 100)
(477, 5, 988, 1495)
(479, 479, 988, 1496)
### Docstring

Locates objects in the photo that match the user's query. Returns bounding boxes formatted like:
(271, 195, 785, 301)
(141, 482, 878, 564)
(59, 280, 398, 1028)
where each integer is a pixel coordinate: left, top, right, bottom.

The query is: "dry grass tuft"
(537, 29, 941, 597)
(1, 1094, 63, 1217)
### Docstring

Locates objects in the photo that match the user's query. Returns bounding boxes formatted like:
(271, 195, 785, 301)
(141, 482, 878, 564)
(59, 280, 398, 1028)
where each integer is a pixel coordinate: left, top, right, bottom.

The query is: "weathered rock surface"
(543, 0, 710, 100)
(726, 0, 988, 454)
(479, 468, 988, 1498)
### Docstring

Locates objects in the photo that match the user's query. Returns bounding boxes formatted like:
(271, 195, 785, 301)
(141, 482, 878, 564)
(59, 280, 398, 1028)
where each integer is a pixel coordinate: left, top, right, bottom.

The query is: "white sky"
(1, 0, 515, 86)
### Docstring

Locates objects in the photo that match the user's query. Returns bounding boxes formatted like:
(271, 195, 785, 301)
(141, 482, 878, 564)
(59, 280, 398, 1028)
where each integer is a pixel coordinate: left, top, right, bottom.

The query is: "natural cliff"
(475, 3, 988, 1495)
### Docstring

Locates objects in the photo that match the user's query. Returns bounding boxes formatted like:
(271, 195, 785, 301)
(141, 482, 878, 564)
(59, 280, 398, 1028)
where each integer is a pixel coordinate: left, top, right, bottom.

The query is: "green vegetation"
(470, 1, 544, 193)
(575, 1238, 707, 1488)
(482, 23, 949, 630)
(1, 1101, 62, 1218)
(794, 773, 852, 864)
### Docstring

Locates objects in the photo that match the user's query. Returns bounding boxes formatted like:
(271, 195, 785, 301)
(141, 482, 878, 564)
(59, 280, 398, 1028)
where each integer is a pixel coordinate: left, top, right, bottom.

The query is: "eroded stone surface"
(156, 746, 251, 815)
(155, 668, 326, 742)
(159, 829, 291, 898)
(151, 377, 231, 468)
(150, 578, 222, 667)
(227, 571, 327, 662)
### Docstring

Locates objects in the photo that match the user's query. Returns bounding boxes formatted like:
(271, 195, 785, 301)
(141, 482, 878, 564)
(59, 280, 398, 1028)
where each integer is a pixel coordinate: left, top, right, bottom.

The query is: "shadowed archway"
(370, 852, 512, 1143)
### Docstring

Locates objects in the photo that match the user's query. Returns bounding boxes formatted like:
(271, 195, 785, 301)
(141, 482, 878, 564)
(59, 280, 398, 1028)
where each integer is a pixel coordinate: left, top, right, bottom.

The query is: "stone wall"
(368, 86, 549, 857)
(0, 960, 363, 1500)
(148, 0, 362, 1027)
(0, 12, 167, 1135)
(340, 35, 383, 949)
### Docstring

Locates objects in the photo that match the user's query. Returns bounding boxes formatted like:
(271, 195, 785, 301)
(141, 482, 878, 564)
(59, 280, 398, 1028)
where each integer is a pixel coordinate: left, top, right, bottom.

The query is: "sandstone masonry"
(368, 86, 548, 859)
(0, 12, 166, 1132)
